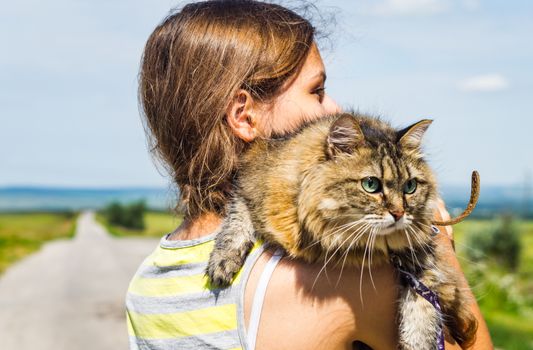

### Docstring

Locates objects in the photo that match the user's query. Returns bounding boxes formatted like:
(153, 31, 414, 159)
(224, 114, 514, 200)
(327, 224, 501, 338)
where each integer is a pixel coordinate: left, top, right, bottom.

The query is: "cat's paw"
(206, 254, 242, 288)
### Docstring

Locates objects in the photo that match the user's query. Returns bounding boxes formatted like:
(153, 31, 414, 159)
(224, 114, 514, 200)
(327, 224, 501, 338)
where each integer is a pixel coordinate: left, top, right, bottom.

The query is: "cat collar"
(390, 251, 445, 350)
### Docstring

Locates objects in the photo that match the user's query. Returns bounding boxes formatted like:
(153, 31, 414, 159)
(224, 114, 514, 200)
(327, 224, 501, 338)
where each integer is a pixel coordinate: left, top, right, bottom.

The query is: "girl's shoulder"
(243, 248, 400, 350)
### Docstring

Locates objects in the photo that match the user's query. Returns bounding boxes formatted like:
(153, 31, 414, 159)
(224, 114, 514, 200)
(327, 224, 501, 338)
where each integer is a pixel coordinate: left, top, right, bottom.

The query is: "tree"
(103, 200, 146, 230)
(105, 201, 124, 226)
(123, 200, 146, 230)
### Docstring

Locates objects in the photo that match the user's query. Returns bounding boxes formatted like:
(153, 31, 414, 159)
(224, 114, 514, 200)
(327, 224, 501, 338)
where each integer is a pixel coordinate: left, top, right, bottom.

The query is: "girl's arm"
(434, 198, 494, 349)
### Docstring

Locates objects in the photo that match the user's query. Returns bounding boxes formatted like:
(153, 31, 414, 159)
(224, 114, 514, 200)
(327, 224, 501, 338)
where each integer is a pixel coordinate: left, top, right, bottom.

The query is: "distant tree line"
(467, 214, 522, 271)
(102, 200, 146, 230)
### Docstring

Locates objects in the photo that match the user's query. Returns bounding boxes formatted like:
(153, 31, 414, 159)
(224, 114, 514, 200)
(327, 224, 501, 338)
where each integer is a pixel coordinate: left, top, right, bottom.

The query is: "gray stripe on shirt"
(129, 329, 241, 350)
(126, 287, 235, 315)
(137, 262, 207, 279)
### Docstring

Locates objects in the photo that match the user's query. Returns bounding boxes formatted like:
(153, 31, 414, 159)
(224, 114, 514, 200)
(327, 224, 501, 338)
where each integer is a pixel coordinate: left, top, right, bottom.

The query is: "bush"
(466, 215, 522, 271)
(60, 210, 77, 219)
(106, 202, 124, 226)
(103, 200, 146, 230)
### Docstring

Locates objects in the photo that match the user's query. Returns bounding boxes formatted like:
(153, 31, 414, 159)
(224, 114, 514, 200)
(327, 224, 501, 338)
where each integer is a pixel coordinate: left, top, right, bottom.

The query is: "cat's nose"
(389, 210, 405, 221)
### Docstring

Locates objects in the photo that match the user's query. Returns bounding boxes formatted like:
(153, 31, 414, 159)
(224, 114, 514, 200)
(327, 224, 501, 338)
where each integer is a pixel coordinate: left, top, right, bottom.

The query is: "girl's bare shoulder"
(244, 249, 400, 350)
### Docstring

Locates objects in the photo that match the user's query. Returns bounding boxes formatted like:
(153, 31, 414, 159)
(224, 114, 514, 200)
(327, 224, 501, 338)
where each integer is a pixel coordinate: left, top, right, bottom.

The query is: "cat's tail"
(432, 171, 480, 226)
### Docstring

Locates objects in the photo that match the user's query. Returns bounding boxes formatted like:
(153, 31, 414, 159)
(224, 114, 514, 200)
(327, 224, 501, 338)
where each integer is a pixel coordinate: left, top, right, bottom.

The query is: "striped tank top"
(125, 226, 276, 350)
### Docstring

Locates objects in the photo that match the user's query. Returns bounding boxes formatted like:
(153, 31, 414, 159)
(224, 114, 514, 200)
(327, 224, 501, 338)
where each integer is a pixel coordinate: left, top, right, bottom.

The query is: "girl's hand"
(432, 197, 494, 349)
(434, 197, 455, 249)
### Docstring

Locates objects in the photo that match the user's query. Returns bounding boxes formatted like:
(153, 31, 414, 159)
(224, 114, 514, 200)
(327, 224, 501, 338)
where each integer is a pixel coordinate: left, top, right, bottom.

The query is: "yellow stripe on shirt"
(127, 303, 238, 339)
(128, 269, 245, 297)
(142, 240, 216, 267)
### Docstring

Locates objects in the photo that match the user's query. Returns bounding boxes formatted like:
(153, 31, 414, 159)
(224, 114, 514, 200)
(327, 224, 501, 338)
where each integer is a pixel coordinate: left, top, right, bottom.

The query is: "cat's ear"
(327, 114, 365, 158)
(397, 119, 432, 151)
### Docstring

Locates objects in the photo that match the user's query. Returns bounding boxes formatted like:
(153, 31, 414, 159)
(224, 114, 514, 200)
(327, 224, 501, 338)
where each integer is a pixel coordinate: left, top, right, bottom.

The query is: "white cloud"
(458, 74, 510, 92)
(368, 0, 449, 16)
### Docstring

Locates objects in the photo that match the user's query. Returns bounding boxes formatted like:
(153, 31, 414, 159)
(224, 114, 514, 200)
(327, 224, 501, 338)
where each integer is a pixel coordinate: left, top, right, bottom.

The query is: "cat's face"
(298, 114, 438, 253)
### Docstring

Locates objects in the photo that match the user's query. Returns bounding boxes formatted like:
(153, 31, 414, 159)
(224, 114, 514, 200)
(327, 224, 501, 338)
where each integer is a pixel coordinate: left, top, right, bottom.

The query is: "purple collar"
(391, 255, 445, 350)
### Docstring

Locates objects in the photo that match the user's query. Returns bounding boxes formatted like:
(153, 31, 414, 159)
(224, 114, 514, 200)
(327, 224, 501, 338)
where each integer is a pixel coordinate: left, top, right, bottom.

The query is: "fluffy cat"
(206, 112, 477, 349)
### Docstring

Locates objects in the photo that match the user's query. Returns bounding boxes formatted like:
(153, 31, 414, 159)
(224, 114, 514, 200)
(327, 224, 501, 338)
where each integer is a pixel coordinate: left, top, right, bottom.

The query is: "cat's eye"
(361, 177, 382, 193)
(404, 179, 417, 194)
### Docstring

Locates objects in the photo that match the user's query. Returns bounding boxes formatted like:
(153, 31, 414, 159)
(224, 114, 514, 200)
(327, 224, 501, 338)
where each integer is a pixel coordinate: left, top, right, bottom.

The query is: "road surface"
(0, 211, 161, 350)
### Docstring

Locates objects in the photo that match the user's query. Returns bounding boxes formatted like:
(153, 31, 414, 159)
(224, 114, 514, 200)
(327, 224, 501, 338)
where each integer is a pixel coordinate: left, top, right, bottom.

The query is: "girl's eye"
(313, 86, 326, 99)
(361, 177, 382, 193)
(404, 179, 417, 194)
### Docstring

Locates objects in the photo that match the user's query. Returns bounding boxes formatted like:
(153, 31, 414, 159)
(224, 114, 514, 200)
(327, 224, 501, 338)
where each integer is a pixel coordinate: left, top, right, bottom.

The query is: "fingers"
(435, 197, 454, 240)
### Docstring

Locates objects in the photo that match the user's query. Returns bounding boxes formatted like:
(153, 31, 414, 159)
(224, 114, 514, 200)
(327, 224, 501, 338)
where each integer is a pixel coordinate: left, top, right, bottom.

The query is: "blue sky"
(1, 0, 531, 188)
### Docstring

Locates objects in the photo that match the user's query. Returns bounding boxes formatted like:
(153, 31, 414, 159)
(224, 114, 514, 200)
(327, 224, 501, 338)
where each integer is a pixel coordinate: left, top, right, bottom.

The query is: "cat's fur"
(206, 112, 477, 349)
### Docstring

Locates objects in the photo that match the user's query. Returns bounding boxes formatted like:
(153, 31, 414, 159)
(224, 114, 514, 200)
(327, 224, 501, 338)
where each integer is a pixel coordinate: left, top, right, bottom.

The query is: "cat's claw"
(206, 254, 242, 288)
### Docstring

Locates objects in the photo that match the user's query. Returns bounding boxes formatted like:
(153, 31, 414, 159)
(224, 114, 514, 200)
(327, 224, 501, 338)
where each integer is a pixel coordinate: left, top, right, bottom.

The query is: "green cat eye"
(361, 177, 382, 193)
(404, 179, 417, 194)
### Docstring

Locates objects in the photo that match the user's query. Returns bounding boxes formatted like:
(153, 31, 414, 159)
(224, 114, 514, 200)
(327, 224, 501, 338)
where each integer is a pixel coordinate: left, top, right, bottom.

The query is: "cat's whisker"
(359, 228, 374, 307)
(335, 223, 371, 288)
(301, 219, 365, 252)
(327, 222, 370, 264)
(302, 229, 347, 253)
(322, 226, 358, 282)
(367, 227, 378, 291)
(329, 220, 371, 250)
(455, 253, 487, 266)
(328, 219, 367, 236)
(335, 248, 352, 289)
(415, 221, 444, 244)
(419, 222, 488, 264)
(322, 247, 331, 284)
(403, 227, 421, 271)
(334, 223, 372, 264)
(408, 224, 433, 253)
(416, 221, 432, 228)
(323, 222, 364, 264)
(312, 222, 369, 290)
(407, 225, 436, 270)
(314, 221, 370, 291)
(450, 239, 479, 252)
(402, 226, 419, 264)
(412, 223, 440, 265)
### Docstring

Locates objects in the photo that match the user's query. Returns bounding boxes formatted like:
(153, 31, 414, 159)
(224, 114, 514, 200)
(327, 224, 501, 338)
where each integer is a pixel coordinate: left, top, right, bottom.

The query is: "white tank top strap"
(246, 248, 284, 350)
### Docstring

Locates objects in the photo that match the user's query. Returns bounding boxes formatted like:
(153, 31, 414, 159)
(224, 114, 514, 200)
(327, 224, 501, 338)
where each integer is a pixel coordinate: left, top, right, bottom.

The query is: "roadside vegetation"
(96, 200, 181, 238)
(454, 217, 533, 350)
(0, 211, 78, 275)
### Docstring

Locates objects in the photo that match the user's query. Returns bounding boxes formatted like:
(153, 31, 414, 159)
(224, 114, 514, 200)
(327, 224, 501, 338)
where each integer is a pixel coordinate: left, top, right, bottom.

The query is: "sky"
(1, 0, 531, 188)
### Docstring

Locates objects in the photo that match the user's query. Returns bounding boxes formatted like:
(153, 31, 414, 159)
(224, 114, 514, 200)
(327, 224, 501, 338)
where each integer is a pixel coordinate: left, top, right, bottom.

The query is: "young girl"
(126, 1, 492, 349)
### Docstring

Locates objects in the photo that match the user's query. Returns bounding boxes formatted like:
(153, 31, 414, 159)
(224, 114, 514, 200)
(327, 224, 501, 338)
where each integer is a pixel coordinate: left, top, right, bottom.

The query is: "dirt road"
(0, 211, 160, 350)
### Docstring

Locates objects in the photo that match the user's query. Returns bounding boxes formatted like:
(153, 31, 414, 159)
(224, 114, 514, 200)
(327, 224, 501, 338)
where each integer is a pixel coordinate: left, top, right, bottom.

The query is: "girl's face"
(255, 44, 341, 137)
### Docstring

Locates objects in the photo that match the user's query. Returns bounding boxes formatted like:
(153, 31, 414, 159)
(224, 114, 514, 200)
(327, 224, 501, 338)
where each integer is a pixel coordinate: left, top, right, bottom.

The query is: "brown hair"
(139, 0, 316, 218)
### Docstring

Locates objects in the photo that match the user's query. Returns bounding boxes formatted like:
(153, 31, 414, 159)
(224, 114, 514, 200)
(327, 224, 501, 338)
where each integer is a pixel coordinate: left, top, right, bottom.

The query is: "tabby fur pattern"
(206, 112, 477, 349)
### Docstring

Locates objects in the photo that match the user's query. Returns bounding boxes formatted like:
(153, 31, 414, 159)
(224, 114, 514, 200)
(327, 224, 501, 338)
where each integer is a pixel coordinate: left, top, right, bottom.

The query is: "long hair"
(139, 0, 315, 218)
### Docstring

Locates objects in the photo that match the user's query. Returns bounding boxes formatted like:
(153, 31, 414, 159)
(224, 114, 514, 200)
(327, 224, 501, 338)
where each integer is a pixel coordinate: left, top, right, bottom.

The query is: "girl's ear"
(225, 89, 257, 142)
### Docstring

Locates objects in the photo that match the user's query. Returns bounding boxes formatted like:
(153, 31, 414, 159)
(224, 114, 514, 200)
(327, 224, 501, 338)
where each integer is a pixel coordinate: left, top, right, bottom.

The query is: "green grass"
(96, 210, 182, 238)
(0, 211, 78, 275)
(453, 219, 533, 350)
(483, 312, 533, 350)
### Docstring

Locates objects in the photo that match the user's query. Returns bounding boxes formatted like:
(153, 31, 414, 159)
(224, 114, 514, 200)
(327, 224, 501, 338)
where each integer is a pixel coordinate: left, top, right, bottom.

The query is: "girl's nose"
(323, 94, 342, 114)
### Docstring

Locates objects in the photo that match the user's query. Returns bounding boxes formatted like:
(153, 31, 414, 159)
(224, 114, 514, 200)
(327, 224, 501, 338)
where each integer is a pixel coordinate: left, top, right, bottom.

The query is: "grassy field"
(95, 210, 182, 238)
(0, 212, 78, 275)
(454, 219, 533, 350)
